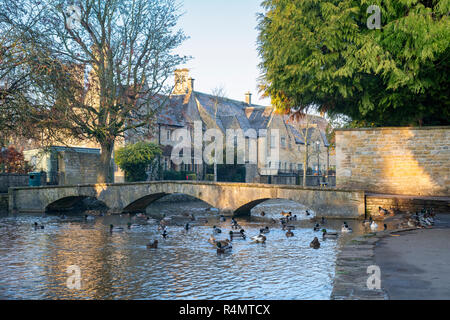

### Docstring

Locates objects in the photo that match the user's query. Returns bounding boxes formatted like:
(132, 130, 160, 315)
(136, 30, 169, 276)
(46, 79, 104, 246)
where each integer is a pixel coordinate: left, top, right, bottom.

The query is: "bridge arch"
(45, 196, 108, 214)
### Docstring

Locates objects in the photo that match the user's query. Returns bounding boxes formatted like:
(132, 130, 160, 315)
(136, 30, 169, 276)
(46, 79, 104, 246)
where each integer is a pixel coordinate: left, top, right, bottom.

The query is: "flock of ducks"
(33, 206, 437, 253)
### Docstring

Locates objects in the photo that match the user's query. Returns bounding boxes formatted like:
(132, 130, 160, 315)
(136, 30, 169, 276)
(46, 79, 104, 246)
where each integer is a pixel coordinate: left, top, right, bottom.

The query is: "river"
(0, 199, 368, 300)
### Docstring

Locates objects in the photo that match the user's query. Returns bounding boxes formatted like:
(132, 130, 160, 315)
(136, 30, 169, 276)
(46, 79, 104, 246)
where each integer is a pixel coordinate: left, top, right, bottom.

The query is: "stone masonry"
(336, 127, 449, 196)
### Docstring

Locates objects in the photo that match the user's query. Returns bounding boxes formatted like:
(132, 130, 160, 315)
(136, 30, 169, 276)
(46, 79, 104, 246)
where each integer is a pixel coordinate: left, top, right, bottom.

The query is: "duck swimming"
(229, 229, 246, 240)
(213, 226, 222, 234)
(184, 223, 190, 231)
(251, 234, 267, 243)
(219, 215, 226, 222)
(147, 240, 158, 249)
(127, 222, 140, 229)
(110, 224, 124, 232)
(162, 229, 168, 238)
(34, 222, 44, 230)
(313, 223, 321, 231)
(281, 211, 292, 218)
(216, 241, 232, 254)
(259, 226, 270, 234)
(286, 230, 294, 237)
(322, 229, 338, 239)
(341, 222, 352, 233)
(84, 215, 95, 221)
(310, 237, 320, 249)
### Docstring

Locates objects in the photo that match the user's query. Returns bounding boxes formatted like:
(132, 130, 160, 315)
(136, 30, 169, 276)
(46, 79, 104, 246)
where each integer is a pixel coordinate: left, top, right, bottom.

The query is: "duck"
(286, 230, 294, 237)
(305, 210, 311, 216)
(322, 229, 338, 239)
(147, 240, 158, 249)
(219, 215, 226, 222)
(282, 225, 295, 231)
(84, 215, 95, 221)
(208, 236, 217, 245)
(341, 222, 352, 233)
(310, 237, 320, 249)
(162, 229, 168, 238)
(313, 223, 321, 231)
(271, 219, 277, 224)
(320, 217, 326, 225)
(127, 222, 140, 229)
(260, 211, 266, 217)
(110, 224, 124, 232)
(281, 211, 292, 218)
(213, 226, 222, 234)
(229, 229, 246, 240)
(378, 206, 390, 216)
(259, 226, 270, 234)
(370, 220, 378, 231)
(407, 218, 419, 228)
(251, 234, 267, 243)
(363, 216, 373, 227)
(216, 241, 232, 254)
(184, 223, 190, 231)
(289, 215, 298, 221)
(33, 222, 44, 230)
(211, 238, 231, 248)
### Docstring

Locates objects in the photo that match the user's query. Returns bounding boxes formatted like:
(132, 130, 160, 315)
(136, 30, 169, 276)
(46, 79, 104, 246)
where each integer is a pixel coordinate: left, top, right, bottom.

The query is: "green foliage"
(257, 0, 450, 126)
(115, 142, 161, 182)
(205, 174, 215, 181)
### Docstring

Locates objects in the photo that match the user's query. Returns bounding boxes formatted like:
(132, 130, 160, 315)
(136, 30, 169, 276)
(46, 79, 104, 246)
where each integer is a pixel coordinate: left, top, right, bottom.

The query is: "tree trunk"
(303, 144, 308, 187)
(98, 142, 114, 183)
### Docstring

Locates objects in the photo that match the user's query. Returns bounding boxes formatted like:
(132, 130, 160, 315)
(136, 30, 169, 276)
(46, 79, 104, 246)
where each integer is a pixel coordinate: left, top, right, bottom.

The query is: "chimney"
(188, 77, 195, 92)
(173, 68, 190, 94)
(245, 91, 252, 105)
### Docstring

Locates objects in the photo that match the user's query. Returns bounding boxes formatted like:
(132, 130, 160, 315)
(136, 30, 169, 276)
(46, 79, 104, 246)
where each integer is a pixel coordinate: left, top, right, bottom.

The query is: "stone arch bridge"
(8, 181, 365, 218)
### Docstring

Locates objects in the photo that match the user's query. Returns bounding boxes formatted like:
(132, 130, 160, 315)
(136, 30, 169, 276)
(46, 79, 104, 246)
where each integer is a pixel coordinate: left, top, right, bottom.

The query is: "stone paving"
(331, 228, 416, 300)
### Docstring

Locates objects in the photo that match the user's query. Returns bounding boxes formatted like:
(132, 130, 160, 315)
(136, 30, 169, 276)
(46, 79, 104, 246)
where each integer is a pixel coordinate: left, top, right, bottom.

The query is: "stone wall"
(0, 174, 29, 193)
(0, 193, 8, 214)
(336, 127, 449, 196)
(58, 151, 101, 185)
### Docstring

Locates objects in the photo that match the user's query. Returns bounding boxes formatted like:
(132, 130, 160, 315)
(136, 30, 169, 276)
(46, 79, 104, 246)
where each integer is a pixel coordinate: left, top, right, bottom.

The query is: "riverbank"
(331, 214, 450, 300)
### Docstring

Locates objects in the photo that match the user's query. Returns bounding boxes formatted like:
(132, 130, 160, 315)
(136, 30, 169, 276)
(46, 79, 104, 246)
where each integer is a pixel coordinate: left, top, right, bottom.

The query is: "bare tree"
(0, 0, 188, 182)
(288, 107, 314, 187)
(210, 86, 226, 182)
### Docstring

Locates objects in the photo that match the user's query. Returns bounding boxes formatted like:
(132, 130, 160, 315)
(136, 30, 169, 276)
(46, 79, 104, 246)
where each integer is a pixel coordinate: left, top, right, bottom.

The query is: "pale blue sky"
(174, 0, 270, 106)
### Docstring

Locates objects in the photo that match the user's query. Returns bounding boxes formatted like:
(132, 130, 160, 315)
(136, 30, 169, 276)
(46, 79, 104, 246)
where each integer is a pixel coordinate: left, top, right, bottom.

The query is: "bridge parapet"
(8, 181, 365, 218)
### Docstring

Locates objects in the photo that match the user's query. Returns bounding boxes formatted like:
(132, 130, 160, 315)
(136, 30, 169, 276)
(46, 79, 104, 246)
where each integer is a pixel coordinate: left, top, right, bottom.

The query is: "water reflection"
(0, 200, 369, 300)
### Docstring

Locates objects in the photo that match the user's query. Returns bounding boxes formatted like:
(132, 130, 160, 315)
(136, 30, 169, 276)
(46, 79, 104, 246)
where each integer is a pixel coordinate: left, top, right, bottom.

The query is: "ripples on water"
(0, 200, 367, 300)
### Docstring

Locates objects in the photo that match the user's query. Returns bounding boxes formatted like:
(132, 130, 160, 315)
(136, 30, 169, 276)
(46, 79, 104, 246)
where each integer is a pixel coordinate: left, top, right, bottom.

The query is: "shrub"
(115, 142, 161, 182)
(0, 146, 34, 174)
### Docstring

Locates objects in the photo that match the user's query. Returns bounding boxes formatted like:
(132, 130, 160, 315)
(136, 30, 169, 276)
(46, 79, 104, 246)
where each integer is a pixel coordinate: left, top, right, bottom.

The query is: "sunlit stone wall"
(336, 127, 450, 196)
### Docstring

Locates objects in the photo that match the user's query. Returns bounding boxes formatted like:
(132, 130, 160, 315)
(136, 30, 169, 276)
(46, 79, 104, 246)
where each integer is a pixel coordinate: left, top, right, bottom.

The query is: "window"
(281, 136, 286, 148)
(166, 129, 172, 141)
(298, 163, 303, 171)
